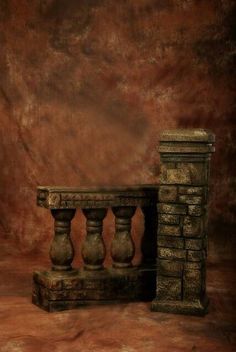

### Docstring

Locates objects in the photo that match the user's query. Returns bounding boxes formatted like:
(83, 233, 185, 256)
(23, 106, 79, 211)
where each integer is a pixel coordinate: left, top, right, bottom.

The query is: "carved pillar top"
(158, 129, 215, 187)
(159, 129, 215, 155)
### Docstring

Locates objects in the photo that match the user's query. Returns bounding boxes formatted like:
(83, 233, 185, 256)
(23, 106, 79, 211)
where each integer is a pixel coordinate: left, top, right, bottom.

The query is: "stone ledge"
(32, 266, 157, 312)
(160, 129, 215, 143)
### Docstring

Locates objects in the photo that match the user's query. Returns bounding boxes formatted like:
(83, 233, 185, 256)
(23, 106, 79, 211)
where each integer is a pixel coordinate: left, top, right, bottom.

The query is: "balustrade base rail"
(32, 265, 156, 312)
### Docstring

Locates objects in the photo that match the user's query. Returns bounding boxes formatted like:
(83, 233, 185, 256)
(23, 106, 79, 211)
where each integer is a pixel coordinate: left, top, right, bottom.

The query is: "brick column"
(151, 129, 215, 316)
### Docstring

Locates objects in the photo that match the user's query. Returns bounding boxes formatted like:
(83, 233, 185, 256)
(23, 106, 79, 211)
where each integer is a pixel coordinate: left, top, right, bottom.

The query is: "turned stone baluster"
(111, 206, 136, 268)
(82, 208, 107, 270)
(50, 209, 76, 271)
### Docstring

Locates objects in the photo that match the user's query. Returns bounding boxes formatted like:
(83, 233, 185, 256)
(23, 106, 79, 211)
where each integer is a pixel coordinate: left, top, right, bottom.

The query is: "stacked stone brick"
(152, 129, 215, 315)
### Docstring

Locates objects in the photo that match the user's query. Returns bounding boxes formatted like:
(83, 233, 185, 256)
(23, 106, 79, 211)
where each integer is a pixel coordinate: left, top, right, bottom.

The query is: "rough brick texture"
(152, 129, 215, 316)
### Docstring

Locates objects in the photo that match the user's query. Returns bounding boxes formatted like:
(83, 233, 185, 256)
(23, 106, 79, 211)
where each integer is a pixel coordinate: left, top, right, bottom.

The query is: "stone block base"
(151, 295, 209, 316)
(32, 266, 156, 312)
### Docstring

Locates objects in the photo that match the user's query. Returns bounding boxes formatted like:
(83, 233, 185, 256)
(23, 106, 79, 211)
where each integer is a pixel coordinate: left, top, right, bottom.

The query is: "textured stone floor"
(0, 252, 235, 352)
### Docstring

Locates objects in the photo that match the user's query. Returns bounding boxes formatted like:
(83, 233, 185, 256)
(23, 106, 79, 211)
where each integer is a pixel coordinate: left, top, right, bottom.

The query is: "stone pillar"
(151, 129, 215, 315)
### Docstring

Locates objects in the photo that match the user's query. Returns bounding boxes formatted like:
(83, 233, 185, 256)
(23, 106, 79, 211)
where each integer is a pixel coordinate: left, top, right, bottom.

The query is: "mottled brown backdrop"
(0, 0, 235, 263)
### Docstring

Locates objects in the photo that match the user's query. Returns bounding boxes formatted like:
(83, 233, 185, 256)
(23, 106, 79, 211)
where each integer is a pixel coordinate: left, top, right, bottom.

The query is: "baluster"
(111, 206, 136, 268)
(50, 209, 76, 271)
(82, 208, 107, 270)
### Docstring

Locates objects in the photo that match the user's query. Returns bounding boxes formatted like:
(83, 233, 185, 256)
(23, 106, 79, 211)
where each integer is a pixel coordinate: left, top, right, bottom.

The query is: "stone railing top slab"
(160, 129, 215, 143)
(37, 185, 159, 209)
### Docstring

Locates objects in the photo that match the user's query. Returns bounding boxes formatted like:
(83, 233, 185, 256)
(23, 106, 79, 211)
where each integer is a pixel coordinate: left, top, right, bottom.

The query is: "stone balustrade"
(33, 185, 158, 311)
(33, 129, 215, 315)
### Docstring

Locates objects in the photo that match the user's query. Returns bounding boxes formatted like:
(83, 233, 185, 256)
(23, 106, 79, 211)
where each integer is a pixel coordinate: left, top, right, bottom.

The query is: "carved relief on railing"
(37, 186, 158, 209)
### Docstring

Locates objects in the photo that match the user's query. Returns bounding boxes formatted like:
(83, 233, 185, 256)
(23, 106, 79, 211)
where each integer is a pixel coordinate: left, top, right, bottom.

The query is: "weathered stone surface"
(160, 165, 191, 185)
(188, 205, 203, 216)
(158, 204, 187, 215)
(157, 276, 182, 300)
(179, 187, 204, 195)
(184, 262, 202, 270)
(183, 269, 202, 300)
(183, 216, 203, 237)
(159, 186, 177, 202)
(187, 250, 205, 262)
(82, 208, 107, 271)
(155, 128, 214, 315)
(50, 209, 76, 271)
(111, 206, 136, 269)
(157, 259, 183, 278)
(179, 195, 203, 205)
(33, 267, 156, 311)
(177, 163, 208, 185)
(158, 224, 181, 236)
(158, 247, 186, 260)
(38, 186, 158, 209)
(161, 162, 176, 170)
(159, 214, 179, 225)
(160, 162, 209, 186)
(185, 239, 203, 250)
(158, 236, 184, 249)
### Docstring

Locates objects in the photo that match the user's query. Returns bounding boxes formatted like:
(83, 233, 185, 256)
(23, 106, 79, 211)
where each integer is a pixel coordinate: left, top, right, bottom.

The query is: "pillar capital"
(159, 129, 215, 155)
(158, 129, 215, 187)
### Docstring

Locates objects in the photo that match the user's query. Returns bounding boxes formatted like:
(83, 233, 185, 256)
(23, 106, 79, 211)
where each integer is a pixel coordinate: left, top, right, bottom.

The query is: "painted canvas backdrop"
(0, 0, 235, 262)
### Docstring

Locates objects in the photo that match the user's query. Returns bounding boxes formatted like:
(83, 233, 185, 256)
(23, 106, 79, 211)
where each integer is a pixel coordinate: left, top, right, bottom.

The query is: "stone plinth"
(151, 129, 215, 316)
